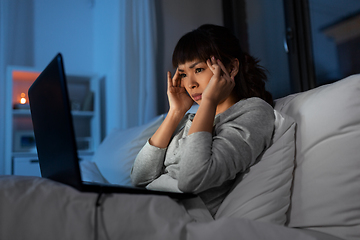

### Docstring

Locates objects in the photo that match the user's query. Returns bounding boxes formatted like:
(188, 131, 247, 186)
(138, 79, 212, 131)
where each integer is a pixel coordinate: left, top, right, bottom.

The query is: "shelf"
(5, 65, 101, 175)
(13, 109, 95, 117)
(12, 151, 95, 177)
(12, 152, 38, 158)
(71, 111, 95, 117)
(12, 109, 31, 116)
(12, 150, 94, 157)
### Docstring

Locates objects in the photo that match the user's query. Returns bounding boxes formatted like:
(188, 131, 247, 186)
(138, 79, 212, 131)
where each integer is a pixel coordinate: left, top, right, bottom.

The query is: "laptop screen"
(28, 53, 82, 190)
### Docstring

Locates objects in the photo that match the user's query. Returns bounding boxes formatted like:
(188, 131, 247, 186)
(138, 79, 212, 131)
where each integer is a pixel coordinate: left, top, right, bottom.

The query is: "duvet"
(0, 175, 340, 240)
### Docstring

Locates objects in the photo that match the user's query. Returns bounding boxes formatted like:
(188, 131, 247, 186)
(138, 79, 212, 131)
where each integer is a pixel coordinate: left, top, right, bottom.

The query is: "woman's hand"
(167, 69, 194, 114)
(187, 57, 235, 136)
(148, 70, 193, 149)
(202, 57, 235, 106)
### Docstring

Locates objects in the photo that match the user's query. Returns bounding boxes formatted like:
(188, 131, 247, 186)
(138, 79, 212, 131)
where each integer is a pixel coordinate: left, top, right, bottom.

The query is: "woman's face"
(177, 59, 213, 105)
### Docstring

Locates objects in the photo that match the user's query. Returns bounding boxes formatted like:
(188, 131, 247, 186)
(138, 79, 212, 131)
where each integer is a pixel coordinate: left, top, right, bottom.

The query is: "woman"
(131, 24, 275, 217)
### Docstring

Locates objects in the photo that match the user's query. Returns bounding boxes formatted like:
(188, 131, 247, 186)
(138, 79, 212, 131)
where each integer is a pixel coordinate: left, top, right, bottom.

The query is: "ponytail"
(235, 53, 274, 107)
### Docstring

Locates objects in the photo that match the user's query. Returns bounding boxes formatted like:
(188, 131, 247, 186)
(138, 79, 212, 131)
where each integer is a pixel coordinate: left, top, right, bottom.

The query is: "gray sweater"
(131, 97, 275, 216)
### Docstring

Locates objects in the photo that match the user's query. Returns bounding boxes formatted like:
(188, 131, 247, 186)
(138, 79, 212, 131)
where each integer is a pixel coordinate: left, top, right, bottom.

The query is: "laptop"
(28, 53, 194, 199)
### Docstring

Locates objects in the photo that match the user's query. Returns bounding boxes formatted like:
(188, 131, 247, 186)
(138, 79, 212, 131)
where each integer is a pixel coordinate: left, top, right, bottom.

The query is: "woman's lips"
(192, 93, 202, 101)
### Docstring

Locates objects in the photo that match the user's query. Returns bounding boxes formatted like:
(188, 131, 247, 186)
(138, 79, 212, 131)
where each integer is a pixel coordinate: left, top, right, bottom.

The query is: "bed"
(1, 74, 359, 240)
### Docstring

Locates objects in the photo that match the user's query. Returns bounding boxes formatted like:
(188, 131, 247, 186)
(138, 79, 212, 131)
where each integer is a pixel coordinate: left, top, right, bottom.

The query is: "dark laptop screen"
(28, 53, 82, 189)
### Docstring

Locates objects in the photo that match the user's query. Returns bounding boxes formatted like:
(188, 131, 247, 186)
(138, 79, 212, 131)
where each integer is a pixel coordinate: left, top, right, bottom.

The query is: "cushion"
(79, 160, 109, 183)
(215, 110, 296, 225)
(274, 74, 360, 240)
(92, 114, 165, 185)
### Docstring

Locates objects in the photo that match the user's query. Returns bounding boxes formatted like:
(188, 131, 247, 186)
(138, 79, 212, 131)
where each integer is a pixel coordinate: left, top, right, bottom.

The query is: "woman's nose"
(188, 76, 198, 89)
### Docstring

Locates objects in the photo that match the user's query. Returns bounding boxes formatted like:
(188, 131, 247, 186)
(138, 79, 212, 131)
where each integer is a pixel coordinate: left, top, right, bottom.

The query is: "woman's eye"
(180, 73, 186, 78)
(195, 68, 203, 73)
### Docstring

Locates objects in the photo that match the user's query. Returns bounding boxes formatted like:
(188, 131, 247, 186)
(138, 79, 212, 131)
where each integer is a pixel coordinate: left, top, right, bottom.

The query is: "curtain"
(118, 0, 158, 128)
(95, 0, 158, 134)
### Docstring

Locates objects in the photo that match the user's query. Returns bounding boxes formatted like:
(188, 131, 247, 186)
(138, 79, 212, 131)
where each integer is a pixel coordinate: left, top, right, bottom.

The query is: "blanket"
(0, 175, 341, 240)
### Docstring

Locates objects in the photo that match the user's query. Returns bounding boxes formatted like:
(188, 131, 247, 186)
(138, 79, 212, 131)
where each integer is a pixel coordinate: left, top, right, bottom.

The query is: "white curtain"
(118, 0, 158, 129)
(95, 0, 158, 134)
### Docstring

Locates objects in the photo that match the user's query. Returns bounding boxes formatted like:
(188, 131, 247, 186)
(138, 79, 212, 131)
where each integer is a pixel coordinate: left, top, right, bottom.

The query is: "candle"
(20, 93, 27, 104)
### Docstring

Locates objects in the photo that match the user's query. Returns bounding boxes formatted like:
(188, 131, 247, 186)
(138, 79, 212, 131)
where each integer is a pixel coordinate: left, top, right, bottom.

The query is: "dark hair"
(172, 24, 273, 107)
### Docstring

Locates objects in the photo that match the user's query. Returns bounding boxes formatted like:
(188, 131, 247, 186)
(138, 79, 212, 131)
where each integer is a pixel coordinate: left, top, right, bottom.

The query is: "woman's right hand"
(148, 70, 193, 149)
(167, 69, 194, 114)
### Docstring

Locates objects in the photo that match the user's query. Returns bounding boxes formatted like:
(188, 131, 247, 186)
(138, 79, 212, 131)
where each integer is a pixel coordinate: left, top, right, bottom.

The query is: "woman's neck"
(215, 92, 240, 115)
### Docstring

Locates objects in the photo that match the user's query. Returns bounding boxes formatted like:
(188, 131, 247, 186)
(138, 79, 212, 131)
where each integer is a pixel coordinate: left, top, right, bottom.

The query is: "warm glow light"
(20, 93, 27, 104)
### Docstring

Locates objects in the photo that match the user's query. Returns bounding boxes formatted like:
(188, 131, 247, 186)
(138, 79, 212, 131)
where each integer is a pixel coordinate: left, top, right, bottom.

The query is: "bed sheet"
(0, 175, 341, 240)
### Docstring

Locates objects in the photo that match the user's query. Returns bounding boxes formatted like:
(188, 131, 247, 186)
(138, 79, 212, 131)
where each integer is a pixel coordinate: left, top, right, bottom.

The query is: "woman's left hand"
(188, 57, 236, 136)
(202, 57, 235, 106)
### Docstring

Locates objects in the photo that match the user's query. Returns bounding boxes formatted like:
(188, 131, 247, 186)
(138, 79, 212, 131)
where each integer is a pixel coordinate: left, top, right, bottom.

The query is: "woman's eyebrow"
(189, 61, 203, 69)
(178, 61, 203, 72)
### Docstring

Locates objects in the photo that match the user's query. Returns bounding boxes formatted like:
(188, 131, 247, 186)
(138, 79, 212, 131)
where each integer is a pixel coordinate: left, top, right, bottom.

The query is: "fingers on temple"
(207, 57, 217, 72)
(167, 71, 172, 87)
(218, 60, 231, 79)
(173, 69, 180, 87)
(206, 58, 212, 69)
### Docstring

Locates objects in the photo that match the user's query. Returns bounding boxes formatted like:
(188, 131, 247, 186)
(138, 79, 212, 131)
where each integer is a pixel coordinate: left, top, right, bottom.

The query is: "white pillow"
(274, 74, 360, 240)
(92, 115, 165, 185)
(215, 110, 296, 226)
(80, 160, 109, 183)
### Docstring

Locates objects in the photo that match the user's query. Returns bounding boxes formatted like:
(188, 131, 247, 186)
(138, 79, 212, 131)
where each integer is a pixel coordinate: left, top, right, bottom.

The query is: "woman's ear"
(229, 58, 240, 78)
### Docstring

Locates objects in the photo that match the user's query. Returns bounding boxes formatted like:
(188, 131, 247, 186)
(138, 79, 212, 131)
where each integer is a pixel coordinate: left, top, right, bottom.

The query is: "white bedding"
(0, 175, 341, 240)
(90, 109, 297, 226)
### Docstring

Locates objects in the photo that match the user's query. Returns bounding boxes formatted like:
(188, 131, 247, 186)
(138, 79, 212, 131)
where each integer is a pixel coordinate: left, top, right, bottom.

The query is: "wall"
(33, 0, 94, 73)
(92, 1, 121, 137)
